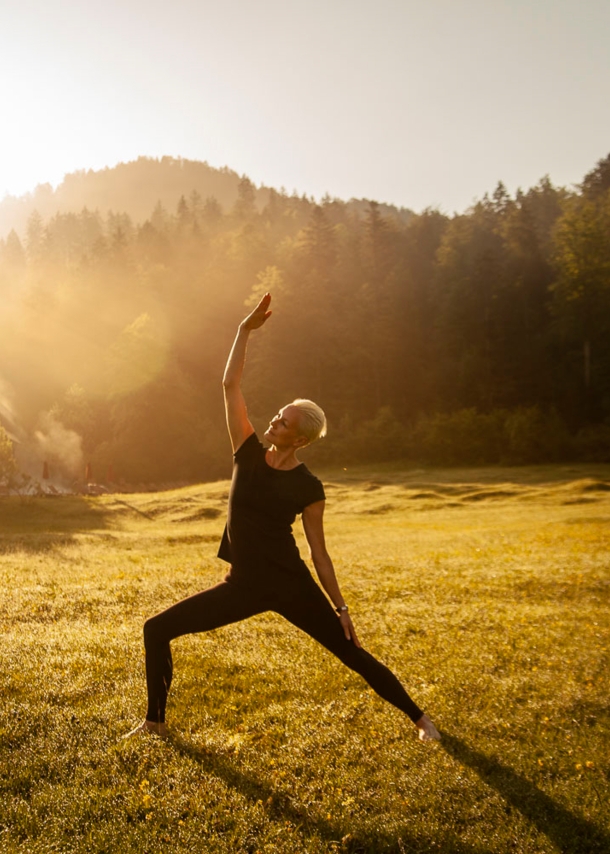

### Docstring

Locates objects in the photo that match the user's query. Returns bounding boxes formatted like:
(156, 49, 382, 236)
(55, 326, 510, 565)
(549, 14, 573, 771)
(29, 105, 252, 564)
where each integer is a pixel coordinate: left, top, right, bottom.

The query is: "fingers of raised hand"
(242, 294, 271, 326)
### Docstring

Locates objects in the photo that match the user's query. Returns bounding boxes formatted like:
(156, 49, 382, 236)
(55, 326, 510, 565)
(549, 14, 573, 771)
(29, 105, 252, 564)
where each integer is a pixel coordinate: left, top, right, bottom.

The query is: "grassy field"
(0, 463, 609, 853)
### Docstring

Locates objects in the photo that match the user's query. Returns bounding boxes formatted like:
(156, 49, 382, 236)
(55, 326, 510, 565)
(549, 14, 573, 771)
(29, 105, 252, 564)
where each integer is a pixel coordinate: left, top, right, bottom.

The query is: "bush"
(503, 406, 571, 464)
(411, 408, 505, 465)
(407, 406, 574, 466)
(572, 422, 610, 462)
(313, 407, 409, 465)
(345, 407, 409, 463)
(0, 425, 17, 485)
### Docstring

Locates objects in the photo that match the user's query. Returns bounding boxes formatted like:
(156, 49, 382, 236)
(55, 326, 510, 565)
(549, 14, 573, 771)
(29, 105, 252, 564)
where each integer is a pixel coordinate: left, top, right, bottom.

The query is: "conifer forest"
(1, 153, 610, 486)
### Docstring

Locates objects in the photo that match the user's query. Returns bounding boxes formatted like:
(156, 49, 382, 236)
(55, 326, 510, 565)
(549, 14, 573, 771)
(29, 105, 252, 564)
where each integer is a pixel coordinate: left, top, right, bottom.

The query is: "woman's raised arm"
(222, 293, 272, 453)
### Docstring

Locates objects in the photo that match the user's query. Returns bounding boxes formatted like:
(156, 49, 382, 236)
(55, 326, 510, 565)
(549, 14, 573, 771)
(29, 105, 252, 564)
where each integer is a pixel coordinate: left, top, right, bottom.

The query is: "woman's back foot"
(122, 720, 168, 740)
(416, 714, 441, 742)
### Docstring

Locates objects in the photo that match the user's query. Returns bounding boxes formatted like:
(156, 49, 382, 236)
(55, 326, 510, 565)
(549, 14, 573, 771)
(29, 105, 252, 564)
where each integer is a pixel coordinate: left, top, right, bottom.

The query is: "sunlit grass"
(1, 464, 609, 852)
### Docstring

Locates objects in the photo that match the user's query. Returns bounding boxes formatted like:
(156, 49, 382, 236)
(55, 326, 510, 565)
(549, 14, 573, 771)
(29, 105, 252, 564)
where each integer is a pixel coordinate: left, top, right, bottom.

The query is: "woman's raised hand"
(241, 293, 272, 331)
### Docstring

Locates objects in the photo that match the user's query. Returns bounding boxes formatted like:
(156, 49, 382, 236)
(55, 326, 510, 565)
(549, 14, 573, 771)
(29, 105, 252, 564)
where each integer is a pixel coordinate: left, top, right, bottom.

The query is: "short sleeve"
(234, 431, 263, 461)
(299, 471, 325, 511)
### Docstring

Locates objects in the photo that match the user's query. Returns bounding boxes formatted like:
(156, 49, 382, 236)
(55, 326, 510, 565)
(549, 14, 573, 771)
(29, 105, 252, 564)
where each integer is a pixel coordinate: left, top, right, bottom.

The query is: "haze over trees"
(1, 154, 609, 485)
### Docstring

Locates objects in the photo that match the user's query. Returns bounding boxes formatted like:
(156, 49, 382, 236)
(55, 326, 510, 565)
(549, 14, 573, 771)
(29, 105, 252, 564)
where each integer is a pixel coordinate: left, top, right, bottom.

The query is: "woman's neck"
(265, 446, 302, 470)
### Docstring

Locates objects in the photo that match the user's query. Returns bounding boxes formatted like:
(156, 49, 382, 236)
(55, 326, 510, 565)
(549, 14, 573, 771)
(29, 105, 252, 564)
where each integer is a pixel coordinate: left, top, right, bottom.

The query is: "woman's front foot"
(416, 714, 441, 742)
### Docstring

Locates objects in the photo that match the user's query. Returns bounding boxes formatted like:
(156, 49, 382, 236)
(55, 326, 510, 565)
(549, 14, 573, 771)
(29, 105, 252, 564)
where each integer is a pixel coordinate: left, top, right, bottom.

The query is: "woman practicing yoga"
(127, 293, 440, 743)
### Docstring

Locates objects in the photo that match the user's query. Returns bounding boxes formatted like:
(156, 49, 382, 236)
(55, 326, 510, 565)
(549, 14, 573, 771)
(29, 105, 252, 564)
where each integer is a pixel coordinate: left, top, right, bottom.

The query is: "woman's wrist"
(335, 604, 349, 614)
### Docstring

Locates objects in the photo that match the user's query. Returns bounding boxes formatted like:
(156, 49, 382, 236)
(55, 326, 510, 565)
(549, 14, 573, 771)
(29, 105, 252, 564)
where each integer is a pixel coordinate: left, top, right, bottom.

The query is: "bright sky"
(1, 0, 609, 213)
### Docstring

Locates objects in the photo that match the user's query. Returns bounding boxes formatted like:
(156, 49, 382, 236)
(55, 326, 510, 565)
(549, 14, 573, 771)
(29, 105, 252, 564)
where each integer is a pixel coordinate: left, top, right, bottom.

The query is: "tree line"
(1, 154, 609, 486)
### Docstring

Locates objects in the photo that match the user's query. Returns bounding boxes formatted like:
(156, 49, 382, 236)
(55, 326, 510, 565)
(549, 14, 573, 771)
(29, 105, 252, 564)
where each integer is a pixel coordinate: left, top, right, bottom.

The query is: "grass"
(0, 463, 609, 853)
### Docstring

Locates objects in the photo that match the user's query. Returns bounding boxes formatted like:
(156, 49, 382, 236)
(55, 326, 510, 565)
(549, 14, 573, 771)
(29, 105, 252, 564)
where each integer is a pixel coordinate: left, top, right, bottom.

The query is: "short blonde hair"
(291, 398, 327, 444)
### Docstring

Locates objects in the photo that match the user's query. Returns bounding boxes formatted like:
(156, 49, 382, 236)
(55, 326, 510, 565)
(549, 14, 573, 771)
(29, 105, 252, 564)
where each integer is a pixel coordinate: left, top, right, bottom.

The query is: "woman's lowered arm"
(302, 500, 361, 647)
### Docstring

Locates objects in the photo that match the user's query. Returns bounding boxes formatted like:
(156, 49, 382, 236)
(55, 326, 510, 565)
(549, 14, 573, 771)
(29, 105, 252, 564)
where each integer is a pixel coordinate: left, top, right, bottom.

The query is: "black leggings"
(143, 572, 424, 724)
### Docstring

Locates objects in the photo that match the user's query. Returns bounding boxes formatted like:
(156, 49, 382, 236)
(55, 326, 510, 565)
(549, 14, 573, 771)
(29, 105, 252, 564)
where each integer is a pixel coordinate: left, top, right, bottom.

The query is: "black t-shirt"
(218, 432, 325, 584)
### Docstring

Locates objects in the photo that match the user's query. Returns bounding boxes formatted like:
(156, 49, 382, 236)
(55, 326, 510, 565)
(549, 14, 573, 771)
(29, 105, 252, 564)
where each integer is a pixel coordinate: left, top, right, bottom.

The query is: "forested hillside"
(0, 156, 411, 243)
(1, 154, 609, 486)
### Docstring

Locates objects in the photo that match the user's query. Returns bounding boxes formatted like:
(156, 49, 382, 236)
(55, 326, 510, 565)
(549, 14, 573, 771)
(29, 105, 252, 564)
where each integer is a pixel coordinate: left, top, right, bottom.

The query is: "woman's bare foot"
(122, 720, 168, 739)
(416, 714, 441, 742)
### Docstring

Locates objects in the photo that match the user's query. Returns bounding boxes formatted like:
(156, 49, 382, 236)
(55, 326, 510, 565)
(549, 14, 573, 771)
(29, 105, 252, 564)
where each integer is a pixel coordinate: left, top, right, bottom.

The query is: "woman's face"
(264, 405, 304, 449)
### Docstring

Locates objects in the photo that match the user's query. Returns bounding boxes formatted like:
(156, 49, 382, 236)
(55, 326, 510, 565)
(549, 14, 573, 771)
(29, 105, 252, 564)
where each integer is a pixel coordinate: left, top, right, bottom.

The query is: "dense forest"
(1, 153, 609, 487)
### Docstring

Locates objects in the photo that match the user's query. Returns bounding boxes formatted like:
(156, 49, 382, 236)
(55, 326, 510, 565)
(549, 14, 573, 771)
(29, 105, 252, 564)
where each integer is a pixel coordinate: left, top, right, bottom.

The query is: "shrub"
(316, 407, 409, 465)
(0, 425, 17, 485)
(503, 406, 571, 464)
(572, 422, 610, 462)
(411, 408, 505, 465)
(351, 407, 408, 462)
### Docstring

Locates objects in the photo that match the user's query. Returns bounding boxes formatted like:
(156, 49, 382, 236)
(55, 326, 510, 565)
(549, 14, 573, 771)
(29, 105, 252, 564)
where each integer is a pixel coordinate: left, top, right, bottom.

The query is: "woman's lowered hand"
(340, 611, 361, 647)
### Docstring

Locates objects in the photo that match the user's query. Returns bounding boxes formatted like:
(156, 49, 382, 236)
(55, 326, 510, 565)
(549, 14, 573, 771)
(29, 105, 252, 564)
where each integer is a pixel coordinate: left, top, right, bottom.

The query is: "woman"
(127, 293, 440, 743)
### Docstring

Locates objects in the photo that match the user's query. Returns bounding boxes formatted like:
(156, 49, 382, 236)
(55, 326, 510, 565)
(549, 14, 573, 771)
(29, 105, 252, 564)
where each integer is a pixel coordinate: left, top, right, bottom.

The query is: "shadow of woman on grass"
(441, 733, 609, 854)
(169, 733, 481, 854)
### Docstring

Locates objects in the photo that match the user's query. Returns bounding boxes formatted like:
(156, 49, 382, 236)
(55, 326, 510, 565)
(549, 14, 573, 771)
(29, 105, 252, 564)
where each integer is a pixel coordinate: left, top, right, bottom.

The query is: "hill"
(0, 156, 413, 240)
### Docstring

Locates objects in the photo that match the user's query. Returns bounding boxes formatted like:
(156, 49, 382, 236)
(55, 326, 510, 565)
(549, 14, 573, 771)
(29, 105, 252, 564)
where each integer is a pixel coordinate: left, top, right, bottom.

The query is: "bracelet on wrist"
(335, 604, 349, 614)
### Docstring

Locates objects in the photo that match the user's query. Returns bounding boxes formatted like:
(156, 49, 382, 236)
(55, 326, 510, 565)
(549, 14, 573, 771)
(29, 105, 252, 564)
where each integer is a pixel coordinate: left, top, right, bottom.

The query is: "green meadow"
(0, 464, 609, 853)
